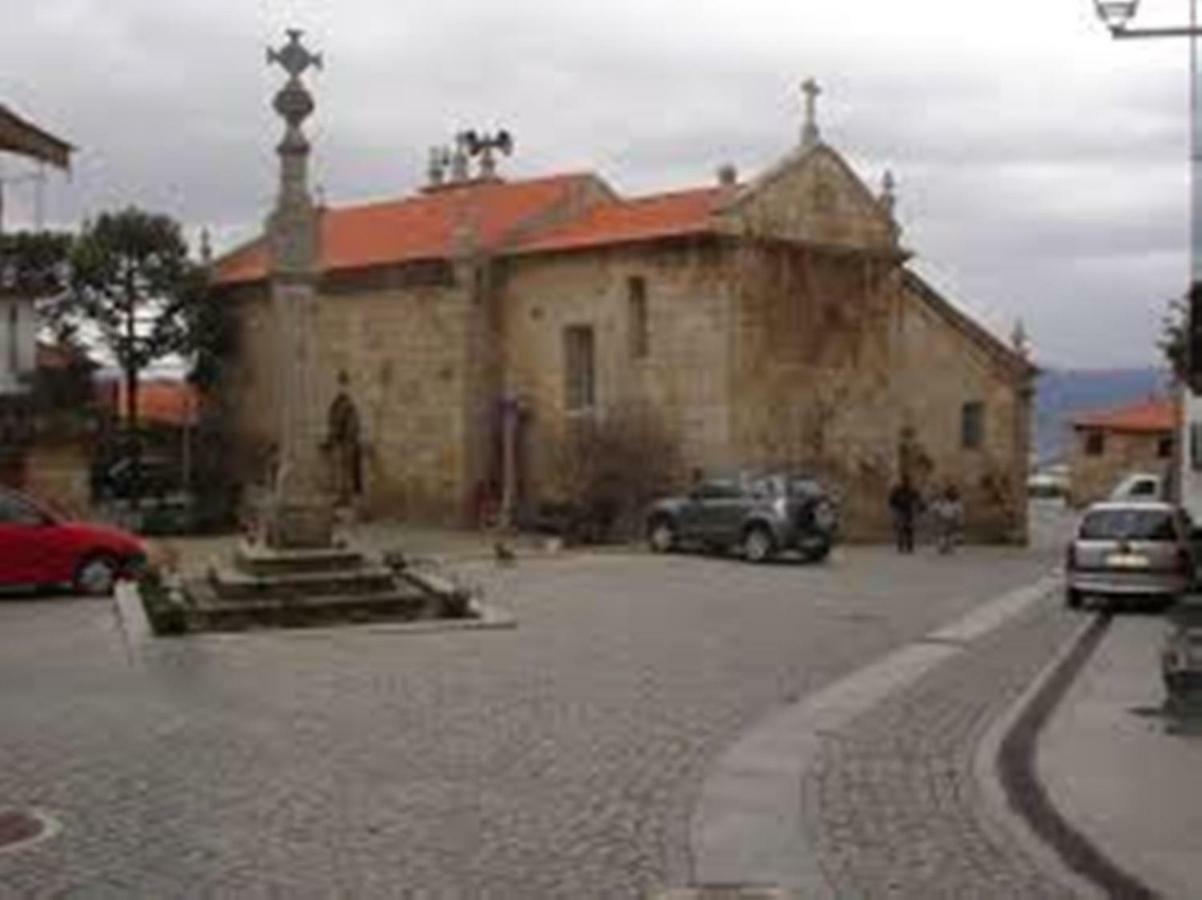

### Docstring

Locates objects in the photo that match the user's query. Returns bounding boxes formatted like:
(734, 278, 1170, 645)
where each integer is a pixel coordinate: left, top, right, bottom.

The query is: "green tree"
(181, 265, 234, 393)
(1160, 294, 1187, 383)
(181, 262, 239, 528)
(47, 208, 198, 432)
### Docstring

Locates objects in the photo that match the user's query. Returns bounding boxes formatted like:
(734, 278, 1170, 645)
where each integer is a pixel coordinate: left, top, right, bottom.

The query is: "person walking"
(931, 485, 963, 554)
(889, 479, 921, 554)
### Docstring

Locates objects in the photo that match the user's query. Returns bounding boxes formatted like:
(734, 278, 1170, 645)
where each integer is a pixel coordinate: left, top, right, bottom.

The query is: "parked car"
(1108, 472, 1164, 503)
(93, 454, 185, 503)
(1065, 500, 1194, 610)
(1027, 470, 1067, 499)
(0, 487, 145, 595)
(645, 473, 839, 563)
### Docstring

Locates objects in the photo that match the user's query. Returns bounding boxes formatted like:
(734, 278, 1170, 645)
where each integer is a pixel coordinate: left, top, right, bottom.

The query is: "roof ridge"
(324, 171, 602, 214)
(623, 184, 726, 203)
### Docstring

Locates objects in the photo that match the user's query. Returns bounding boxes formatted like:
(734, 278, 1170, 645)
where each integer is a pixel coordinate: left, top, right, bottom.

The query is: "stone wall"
(1068, 428, 1170, 507)
(225, 269, 478, 525)
(497, 239, 734, 517)
(716, 242, 1028, 543)
(724, 242, 899, 538)
(892, 281, 1030, 543)
(721, 146, 896, 250)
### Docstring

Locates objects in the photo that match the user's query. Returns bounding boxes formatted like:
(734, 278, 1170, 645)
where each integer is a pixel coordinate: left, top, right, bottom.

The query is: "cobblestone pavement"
(0, 534, 1065, 896)
(804, 598, 1082, 897)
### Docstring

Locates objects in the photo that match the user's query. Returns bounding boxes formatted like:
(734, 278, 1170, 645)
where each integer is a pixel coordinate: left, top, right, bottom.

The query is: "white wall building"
(0, 294, 37, 396)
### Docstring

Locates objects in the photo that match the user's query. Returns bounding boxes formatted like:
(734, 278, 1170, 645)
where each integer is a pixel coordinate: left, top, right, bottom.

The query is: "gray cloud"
(1, 0, 1195, 367)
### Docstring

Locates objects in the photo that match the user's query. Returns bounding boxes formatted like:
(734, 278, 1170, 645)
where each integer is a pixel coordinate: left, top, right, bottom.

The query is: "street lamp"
(1094, 1, 1141, 33)
(1095, 0, 1202, 36)
(1093, 0, 1202, 504)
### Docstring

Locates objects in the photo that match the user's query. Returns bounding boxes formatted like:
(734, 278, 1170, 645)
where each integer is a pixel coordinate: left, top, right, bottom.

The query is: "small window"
(695, 479, 742, 500)
(961, 401, 984, 450)
(1158, 436, 1174, 459)
(1130, 478, 1157, 497)
(1079, 508, 1175, 541)
(628, 276, 648, 359)
(1085, 431, 1105, 457)
(564, 325, 596, 412)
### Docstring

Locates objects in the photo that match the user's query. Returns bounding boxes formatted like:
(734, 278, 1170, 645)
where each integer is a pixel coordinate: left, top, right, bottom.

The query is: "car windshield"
(1079, 508, 1177, 541)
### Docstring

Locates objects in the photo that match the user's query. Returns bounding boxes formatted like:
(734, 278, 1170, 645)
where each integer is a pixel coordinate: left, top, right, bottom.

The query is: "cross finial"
(880, 169, 896, 214)
(1011, 318, 1030, 358)
(801, 78, 822, 148)
(199, 227, 213, 265)
(267, 29, 323, 80)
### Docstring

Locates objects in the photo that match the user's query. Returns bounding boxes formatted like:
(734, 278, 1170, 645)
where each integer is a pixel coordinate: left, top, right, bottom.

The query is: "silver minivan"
(1066, 501, 1195, 610)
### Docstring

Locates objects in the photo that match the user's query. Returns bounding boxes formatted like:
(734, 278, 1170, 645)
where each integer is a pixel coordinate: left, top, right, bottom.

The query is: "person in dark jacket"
(889, 480, 922, 554)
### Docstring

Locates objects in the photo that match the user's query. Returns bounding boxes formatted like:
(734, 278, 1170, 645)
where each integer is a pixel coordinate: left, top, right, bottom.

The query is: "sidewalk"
(1038, 612, 1202, 898)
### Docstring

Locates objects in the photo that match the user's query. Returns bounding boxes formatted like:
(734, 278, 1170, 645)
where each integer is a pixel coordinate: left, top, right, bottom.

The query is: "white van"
(1109, 472, 1164, 502)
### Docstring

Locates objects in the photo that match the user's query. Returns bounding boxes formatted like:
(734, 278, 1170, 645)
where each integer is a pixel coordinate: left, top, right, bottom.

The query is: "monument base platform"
(167, 537, 475, 634)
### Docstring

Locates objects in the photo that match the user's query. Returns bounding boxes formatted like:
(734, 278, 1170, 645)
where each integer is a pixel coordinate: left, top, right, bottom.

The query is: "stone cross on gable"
(268, 28, 323, 80)
(801, 78, 822, 148)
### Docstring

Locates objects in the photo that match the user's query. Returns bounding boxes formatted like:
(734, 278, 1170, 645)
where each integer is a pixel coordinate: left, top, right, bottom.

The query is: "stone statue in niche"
(325, 371, 363, 505)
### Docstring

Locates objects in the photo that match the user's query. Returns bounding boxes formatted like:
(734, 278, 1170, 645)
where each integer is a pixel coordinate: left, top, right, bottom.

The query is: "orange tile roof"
(105, 380, 201, 427)
(215, 173, 606, 285)
(1072, 397, 1177, 434)
(213, 176, 728, 285)
(507, 186, 726, 255)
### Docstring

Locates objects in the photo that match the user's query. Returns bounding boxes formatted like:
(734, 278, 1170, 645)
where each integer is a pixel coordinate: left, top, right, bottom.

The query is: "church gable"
(719, 144, 899, 252)
(715, 79, 899, 253)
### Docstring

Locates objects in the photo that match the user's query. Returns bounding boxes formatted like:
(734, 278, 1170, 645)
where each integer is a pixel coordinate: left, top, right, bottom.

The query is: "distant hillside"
(1034, 367, 1169, 463)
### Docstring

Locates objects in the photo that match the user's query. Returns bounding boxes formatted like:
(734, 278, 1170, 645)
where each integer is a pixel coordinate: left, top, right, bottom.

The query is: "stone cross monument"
(261, 28, 333, 549)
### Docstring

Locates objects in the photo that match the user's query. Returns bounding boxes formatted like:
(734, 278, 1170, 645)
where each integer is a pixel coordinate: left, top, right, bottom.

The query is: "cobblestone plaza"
(0, 532, 1068, 896)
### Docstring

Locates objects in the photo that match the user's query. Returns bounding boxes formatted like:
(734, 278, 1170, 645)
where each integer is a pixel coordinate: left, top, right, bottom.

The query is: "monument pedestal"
(258, 496, 336, 551)
(186, 538, 473, 632)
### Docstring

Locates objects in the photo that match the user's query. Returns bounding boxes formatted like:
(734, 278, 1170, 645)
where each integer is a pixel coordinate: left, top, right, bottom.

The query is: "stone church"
(214, 87, 1034, 542)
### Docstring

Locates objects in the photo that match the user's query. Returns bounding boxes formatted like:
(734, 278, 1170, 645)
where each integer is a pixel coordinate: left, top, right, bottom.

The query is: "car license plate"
(1107, 553, 1149, 569)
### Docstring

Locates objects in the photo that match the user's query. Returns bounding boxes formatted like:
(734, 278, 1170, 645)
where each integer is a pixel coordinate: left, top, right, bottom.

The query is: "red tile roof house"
(1068, 397, 1179, 507)
(213, 100, 1035, 543)
(99, 378, 202, 430)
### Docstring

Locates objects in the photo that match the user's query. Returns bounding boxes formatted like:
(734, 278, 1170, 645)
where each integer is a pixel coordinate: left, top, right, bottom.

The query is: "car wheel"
(743, 526, 775, 563)
(74, 554, 119, 597)
(648, 518, 678, 554)
(1065, 587, 1083, 610)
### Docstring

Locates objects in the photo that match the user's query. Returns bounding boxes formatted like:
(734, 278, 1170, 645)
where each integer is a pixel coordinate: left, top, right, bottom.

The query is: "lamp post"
(1093, 0, 1202, 511)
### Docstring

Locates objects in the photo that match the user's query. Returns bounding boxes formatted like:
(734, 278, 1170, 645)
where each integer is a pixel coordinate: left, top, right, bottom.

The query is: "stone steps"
(184, 581, 440, 632)
(209, 563, 398, 600)
(233, 542, 368, 576)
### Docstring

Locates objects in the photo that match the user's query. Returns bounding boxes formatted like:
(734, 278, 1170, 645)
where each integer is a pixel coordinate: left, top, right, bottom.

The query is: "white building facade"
(0, 294, 37, 396)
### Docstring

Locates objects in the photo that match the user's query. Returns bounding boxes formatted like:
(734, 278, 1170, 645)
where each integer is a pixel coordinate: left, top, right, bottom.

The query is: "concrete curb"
(114, 578, 515, 646)
(687, 573, 1060, 893)
(181, 603, 518, 642)
(112, 580, 152, 659)
(988, 612, 1155, 899)
(972, 613, 1105, 899)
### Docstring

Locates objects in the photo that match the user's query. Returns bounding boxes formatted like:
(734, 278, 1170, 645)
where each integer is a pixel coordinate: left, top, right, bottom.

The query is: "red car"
(0, 487, 145, 595)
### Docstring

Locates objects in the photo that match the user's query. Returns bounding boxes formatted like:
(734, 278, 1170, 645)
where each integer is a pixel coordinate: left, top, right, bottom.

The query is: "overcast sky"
(2, 0, 1198, 369)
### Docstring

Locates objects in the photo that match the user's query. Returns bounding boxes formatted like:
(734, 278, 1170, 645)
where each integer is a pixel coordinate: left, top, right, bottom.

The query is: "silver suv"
(645, 473, 839, 563)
